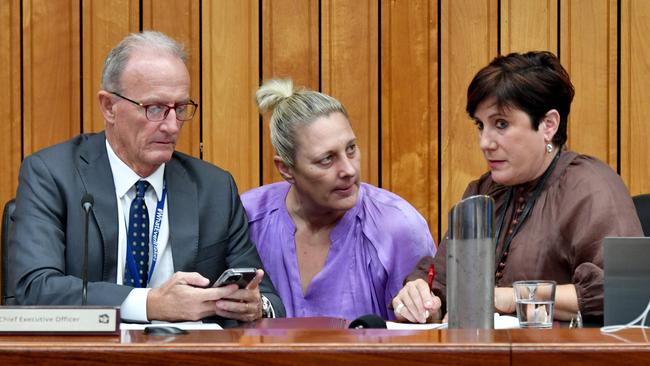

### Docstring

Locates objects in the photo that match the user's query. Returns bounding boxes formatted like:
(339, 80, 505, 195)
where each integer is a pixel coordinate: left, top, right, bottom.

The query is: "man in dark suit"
(7, 31, 283, 323)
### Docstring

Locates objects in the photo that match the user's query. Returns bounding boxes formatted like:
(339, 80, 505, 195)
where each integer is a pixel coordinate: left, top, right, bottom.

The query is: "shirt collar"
(105, 140, 165, 200)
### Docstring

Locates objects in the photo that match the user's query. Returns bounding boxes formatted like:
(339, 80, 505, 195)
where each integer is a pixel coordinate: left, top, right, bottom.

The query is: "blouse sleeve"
(573, 262, 604, 317)
(401, 179, 485, 314)
(382, 205, 436, 315)
(558, 159, 643, 318)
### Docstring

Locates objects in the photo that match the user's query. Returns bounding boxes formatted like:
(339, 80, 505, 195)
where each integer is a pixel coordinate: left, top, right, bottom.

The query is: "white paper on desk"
(120, 321, 223, 330)
(386, 313, 520, 330)
(386, 321, 448, 330)
(494, 313, 520, 329)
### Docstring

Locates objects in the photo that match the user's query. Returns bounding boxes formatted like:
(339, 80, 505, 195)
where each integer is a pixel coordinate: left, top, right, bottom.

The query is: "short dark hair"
(466, 51, 574, 147)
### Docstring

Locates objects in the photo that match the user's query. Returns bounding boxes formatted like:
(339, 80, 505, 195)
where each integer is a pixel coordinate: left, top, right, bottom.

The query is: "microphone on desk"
(81, 193, 94, 306)
(348, 314, 387, 329)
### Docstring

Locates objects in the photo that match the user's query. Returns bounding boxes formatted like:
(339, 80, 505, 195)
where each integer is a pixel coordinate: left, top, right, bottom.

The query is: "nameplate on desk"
(0, 306, 119, 334)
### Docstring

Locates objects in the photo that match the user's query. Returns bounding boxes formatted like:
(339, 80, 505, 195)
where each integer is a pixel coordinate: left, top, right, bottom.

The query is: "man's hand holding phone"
(214, 268, 265, 322)
(213, 268, 258, 289)
(145, 269, 265, 322)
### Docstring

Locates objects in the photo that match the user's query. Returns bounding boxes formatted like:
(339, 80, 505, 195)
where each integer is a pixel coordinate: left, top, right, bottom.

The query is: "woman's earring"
(546, 143, 553, 154)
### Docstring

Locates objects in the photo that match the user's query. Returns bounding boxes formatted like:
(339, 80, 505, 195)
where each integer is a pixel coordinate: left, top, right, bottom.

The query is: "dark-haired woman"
(391, 51, 642, 324)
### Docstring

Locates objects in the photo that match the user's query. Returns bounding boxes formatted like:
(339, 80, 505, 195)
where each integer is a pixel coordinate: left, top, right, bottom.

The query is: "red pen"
(427, 264, 435, 291)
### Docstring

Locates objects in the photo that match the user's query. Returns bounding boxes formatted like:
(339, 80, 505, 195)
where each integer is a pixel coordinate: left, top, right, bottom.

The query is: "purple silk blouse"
(241, 182, 436, 320)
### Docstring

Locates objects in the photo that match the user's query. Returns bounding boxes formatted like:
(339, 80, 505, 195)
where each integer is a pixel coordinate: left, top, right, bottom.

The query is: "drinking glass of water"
(512, 280, 556, 328)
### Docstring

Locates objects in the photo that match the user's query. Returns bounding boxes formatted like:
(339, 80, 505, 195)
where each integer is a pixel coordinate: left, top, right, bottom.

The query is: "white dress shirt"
(106, 141, 174, 322)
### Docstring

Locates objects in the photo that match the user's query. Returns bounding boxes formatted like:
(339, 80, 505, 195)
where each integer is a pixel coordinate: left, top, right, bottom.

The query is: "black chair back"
(632, 194, 650, 237)
(1, 199, 16, 305)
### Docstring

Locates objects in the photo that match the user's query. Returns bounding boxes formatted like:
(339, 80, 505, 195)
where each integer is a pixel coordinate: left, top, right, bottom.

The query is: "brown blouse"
(406, 150, 643, 321)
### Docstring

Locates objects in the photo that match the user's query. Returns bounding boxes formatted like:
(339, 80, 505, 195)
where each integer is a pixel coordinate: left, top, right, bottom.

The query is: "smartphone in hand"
(213, 268, 257, 289)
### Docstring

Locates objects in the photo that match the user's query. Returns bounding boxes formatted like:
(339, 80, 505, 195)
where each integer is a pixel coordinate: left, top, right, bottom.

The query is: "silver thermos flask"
(446, 195, 495, 329)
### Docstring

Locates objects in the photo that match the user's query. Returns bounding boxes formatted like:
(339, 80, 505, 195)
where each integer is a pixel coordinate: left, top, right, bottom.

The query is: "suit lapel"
(77, 132, 120, 282)
(165, 157, 199, 272)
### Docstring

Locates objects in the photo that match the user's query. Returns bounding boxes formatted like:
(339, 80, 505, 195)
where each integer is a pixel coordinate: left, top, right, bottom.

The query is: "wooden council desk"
(0, 318, 649, 365)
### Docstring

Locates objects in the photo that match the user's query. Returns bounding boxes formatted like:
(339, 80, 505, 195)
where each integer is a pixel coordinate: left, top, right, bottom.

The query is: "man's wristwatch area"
(261, 295, 276, 318)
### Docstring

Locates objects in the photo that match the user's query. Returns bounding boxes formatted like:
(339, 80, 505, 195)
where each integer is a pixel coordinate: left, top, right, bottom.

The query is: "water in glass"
(515, 299, 554, 328)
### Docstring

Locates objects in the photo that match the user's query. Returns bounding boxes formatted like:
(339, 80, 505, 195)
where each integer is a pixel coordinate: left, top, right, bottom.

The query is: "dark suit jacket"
(7, 132, 284, 319)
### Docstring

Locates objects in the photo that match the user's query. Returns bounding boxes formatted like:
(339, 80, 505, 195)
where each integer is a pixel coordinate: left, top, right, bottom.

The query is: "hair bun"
(256, 79, 294, 112)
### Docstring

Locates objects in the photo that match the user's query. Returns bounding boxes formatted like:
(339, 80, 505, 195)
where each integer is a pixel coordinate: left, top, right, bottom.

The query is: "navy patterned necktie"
(125, 180, 150, 288)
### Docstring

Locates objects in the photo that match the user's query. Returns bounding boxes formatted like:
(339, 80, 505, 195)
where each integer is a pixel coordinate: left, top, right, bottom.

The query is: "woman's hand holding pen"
(392, 279, 442, 323)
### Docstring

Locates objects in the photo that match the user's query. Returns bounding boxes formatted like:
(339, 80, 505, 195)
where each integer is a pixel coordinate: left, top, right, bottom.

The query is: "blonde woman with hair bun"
(241, 79, 436, 320)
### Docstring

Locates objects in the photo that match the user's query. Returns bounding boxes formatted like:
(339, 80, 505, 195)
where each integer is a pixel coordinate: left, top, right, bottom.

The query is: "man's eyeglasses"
(109, 91, 198, 122)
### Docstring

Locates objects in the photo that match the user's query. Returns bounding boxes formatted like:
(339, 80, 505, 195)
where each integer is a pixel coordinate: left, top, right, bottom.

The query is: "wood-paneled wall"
(2, 0, 649, 243)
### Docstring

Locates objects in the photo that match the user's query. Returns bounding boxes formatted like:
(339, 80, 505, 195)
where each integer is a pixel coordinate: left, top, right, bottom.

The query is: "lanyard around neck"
(493, 150, 562, 272)
(125, 180, 167, 287)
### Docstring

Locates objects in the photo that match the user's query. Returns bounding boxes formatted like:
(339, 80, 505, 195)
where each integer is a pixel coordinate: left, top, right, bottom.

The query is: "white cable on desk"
(600, 299, 650, 333)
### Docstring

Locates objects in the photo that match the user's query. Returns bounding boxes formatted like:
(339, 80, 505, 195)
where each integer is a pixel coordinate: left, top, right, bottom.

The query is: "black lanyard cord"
(493, 150, 562, 274)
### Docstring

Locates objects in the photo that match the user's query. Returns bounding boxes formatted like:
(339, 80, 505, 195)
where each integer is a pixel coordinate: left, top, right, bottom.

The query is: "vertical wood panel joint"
(258, 0, 263, 185)
(199, 0, 204, 160)
(557, 0, 561, 59)
(19, 0, 24, 160)
(616, 0, 621, 174)
(497, 0, 501, 55)
(318, 0, 322, 91)
(437, 0, 443, 244)
(368, 1, 383, 188)
(79, 0, 83, 134)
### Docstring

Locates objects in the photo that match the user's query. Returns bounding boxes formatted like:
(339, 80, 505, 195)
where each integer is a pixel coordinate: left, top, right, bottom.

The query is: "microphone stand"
(82, 207, 89, 306)
(81, 194, 93, 306)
